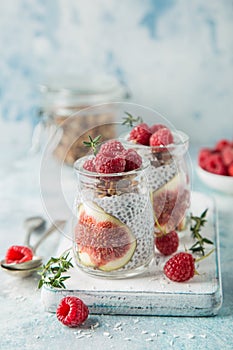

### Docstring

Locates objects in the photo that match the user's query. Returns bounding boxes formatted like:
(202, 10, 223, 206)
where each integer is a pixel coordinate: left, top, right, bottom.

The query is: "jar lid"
(39, 74, 128, 107)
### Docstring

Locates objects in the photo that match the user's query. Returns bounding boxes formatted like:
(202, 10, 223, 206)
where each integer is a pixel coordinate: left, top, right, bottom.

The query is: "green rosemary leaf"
(203, 238, 214, 245)
(83, 135, 102, 156)
(189, 209, 214, 256)
(122, 111, 143, 127)
(37, 250, 73, 289)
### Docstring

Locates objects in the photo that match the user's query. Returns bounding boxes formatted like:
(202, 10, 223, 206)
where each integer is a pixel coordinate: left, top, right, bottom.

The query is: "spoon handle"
(24, 228, 35, 247)
(32, 220, 66, 252)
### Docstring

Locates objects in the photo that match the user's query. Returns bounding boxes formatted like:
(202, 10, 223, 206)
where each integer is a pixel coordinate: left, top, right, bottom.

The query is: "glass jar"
(121, 130, 190, 234)
(34, 75, 127, 165)
(72, 155, 155, 278)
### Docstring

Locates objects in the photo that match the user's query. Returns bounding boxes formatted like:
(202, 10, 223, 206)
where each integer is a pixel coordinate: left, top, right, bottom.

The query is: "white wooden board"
(41, 192, 222, 316)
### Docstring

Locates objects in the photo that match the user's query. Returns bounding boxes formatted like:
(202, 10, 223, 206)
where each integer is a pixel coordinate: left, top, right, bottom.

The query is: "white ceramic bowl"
(197, 165, 233, 194)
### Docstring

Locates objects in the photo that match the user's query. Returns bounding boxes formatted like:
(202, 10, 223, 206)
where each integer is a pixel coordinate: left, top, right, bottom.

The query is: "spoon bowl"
(0, 264, 41, 278)
(1, 220, 66, 277)
(1, 256, 43, 270)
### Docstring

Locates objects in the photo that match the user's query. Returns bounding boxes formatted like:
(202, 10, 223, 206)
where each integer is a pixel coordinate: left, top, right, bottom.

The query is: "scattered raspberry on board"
(56, 296, 89, 327)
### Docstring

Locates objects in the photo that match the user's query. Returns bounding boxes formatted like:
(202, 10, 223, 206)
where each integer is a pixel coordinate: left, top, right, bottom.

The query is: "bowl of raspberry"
(197, 139, 233, 194)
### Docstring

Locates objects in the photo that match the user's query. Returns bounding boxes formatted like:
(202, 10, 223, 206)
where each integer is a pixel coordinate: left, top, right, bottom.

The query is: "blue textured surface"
(0, 122, 233, 350)
(0, 1, 233, 143)
(0, 2, 233, 347)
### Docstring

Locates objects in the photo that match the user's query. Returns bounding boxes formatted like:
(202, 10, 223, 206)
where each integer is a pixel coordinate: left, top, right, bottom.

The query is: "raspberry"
(228, 163, 233, 176)
(83, 158, 96, 172)
(129, 123, 152, 145)
(95, 153, 126, 173)
(198, 148, 212, 169)
(221, 145, 233, 166)
(5, 245, 33, 264)
(149, 128, 174, 148)
(164, 252, 195, 282)
(99, 140, 125, 157)
(215, 139, 231, 151)
(155, 231, 179, 256)
(123, 148, 142, 171)
(150, 124, 167, 134)
(205, 153, 227, 175)
(56, 296, 89, 327)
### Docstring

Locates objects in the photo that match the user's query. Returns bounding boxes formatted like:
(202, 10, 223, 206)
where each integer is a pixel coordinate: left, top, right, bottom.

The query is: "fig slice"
(152, 173, 190, 233)
(75, 201, 137, 271)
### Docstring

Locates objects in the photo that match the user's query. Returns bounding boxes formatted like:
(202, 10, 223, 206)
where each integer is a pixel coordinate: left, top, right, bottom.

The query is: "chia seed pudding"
(73, 152, 155, 279)
(121, 130, 191, 233)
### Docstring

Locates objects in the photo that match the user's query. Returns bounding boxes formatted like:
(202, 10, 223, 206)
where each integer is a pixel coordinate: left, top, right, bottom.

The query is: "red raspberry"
(95, 153, 126, 173)
(56, 296, 89, 328)
(83, 158, 96, 172)
(155, 231, 179, 256)
(129, 123, 152, 145)
(215, 139, 231, 151)
(123, 148, 142, 171)
(205, 153, 227, 175)
(164, 252, 195, 282)
(99, 140, 125, 157)
(228, 162, 233, 176)
(150, 124, 167, 134)
(198, 148, 212, 169)
(221, 145, 233, 166)
(149, 128, 174, 147)
(5, 245, 33, 264)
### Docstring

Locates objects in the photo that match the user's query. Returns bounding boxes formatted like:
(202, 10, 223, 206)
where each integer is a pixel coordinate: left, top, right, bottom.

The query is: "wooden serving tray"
(41, 192, 222, 316)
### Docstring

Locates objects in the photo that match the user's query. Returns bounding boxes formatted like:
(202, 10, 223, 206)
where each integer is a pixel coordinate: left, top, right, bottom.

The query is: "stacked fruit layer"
(125, 119, 190, 234)
(75, 139, 155, 273)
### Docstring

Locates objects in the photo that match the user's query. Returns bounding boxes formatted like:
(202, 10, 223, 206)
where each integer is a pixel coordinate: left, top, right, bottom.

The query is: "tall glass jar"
(34, 75, 127, 165)
(72, 155, 155, 279)
(121, 130, 190, 234)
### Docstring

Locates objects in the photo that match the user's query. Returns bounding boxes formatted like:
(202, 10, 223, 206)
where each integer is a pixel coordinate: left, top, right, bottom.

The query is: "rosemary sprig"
(122, 111, 143, 127)
(37, 251, 73, 289)
(189, 209, 214, 256)
(83, 135, 102, 156)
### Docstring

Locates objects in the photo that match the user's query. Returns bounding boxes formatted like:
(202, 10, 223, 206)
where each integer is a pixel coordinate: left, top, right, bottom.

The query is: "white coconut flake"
(187, 334, 195, 339)
(82, 332, 92, 336)
(114, 322, 122, 328)
(113, 322, 122, 331)
(91, 322, 100, 329)
(76, 335, 85, 339)
(103, 332, 110, 336)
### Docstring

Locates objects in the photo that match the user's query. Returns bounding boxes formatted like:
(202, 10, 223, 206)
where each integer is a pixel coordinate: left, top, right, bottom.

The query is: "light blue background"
(0, 0, 232, 144)
(0, 3, 233, 349)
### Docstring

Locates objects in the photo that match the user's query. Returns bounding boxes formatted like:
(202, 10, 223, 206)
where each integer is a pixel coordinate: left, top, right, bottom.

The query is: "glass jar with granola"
(72, 139, 155, 278)
(33, 75, 127, 165)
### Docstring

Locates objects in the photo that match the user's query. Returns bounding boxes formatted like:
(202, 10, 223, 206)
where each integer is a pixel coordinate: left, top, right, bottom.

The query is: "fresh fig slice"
(152, 173, 190, 233)
(75, 201, 137, 271)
